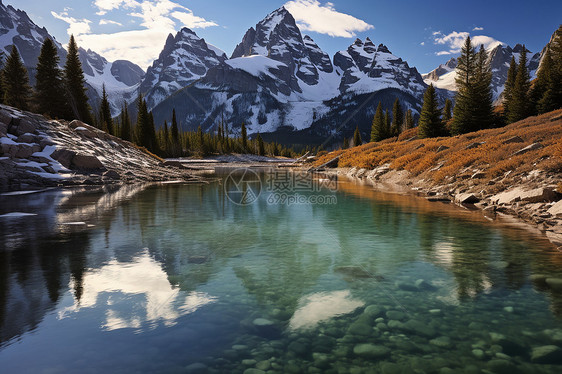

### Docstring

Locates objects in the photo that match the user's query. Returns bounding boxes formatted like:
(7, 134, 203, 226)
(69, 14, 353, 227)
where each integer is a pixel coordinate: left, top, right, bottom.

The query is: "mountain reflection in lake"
(0, 177, 561, 373)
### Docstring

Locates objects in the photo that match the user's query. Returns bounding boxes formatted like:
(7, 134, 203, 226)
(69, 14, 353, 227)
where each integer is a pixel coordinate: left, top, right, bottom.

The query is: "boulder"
(16, 134, 36, 143)
(69, 120, 88, 129)
(103, 170, 121, 180)
(512, 142, 543, 156)
(491, 187, 558, 205)
(71, 154, 104, 170)
(14, 118, 37, 136)
(353, 344, 390, 358)
(503, 136, 524, 144)
(545, 278, 562, 292)
(52, 149, 76, 168)
(12, 144, 35, 158)
(547, 200, 562, 217)
(455, 193, 479, 204)
(530, 345, 562, 363)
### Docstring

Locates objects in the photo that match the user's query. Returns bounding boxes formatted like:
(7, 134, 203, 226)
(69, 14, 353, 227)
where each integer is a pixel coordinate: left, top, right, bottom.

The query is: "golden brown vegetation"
(315, 110, 562, 183)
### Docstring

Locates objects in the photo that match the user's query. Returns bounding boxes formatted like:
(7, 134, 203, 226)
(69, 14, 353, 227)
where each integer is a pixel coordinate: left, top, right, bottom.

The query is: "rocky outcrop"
(0, 105, 199, 191)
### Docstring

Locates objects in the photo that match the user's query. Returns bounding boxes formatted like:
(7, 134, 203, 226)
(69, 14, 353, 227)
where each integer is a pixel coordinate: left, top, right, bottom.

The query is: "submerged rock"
(353, 344, 390, 358)
(530, 345, 562, 363)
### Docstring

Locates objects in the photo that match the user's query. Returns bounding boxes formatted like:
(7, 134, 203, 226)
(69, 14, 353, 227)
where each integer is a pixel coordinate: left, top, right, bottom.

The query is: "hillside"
(0, 105, 199, 191)
(313, 110, 562, 247)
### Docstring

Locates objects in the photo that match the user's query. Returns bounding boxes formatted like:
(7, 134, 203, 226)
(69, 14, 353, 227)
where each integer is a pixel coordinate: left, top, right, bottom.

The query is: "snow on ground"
(226, 56, 287, 79)
(424, 70, 457, 91)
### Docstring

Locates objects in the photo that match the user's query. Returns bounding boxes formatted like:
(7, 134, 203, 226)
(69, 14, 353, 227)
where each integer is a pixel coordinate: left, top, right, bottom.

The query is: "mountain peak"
(377, 44, 391, 54)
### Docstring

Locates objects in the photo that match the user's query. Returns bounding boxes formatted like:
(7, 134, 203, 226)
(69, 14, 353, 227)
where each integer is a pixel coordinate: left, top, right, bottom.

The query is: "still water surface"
(0, 172, 561, 373)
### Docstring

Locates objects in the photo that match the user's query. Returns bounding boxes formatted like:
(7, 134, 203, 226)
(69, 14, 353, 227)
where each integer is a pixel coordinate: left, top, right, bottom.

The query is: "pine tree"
(353, 126, 362, 146)
(451, 36, 477, 135)
(536, 48, 558, 113)
(120, 104, 131, 141)
(34, 38, 68, 118)
(549, 25, 562, 109)
(135, 94, 151, 148)
(64, 35, 93, 124)
(342, 137, 349, 149)
(391, 98, 403, 136)
(473, 45, 494, 129)
(418, 84, 444, 138)
(256, 133, 265, 156)
(503, 56, 517, 118)
(384, 110, 391, 138)
(2, 45, 31, 110)
(162, 120, 170, 156)
(370, 102, 386, 142)
(241, 122, 248, 151)
(508, 46, 531, 123)
(147, 111, 158, 153)
(170, 108, 180, 157)
(443, 99, 452, 122)
(405, 109, 414, 129)
(99, 84, 113, 134)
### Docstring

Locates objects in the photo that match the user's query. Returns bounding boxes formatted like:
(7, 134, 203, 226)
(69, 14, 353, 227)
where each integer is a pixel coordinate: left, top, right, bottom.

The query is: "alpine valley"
(0, 2, 553, 145)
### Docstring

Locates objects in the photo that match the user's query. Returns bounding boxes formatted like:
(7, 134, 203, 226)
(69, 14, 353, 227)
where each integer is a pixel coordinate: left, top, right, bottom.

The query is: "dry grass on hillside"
(315, 110, 562, 183)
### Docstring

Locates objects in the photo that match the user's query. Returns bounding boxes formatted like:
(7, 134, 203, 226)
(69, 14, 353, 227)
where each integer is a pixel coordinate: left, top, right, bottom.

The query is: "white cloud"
(51, 11, 92, 36)
(473, 26, 484, 31)
(433, 30, 503, 55)
(99, 19, 123, 26)
(52, 0, 218, 69)
(284, 0, 373, 38)
(420, 42, 425, 46)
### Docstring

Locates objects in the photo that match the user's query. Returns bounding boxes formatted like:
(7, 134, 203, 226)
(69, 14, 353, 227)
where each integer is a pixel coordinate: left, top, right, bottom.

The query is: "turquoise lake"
(0, 170, 561, 373)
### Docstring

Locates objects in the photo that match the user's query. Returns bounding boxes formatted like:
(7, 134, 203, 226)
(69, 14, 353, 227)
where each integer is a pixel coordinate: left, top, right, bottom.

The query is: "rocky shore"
(0, 105, 202, 191)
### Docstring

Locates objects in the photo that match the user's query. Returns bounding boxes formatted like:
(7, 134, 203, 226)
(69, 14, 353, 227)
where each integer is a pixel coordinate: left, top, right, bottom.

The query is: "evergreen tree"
(451, 36, 477, 135)
(256, 133, 265, 156)
(503, 56, 517, 118)
(384, 109, 391, 138)
(353, 126, 362, 146)
(34, 38, 68, 118)
(162, 120, 170, 156)
(536, 48, 558, 113)
(508, 46, 531, 123)
(443, 99, 453, 122)
(241, 122, 248, 151)
(391, 98, 403, 136)
(473, 45, 494, 129)
(405, 109, 414, 129)
(342, 137, 349, 149)
(2, 45, 31, 110)
(549, 25, 562, 109)
(135, 94, 151, 148)
(170, 108, 180, 157)
(0, 51, 5, 104)
(120, 104, 131, 141)
(418, 84, 444, 138)
(370, 102, 386, 142)
(99, 84, 113, 134)
(147, 111, 158, 153)
(64, 35, 93, 124)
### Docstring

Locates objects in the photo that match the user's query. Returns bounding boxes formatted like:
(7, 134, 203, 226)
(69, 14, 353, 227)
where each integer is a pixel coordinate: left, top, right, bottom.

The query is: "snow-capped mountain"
(0, 1, 144, 116)
(140, 28, 227, 110)
(334, 38, 426, 97)
(149, 7, 426, 143)
(423, 44, 541, 102)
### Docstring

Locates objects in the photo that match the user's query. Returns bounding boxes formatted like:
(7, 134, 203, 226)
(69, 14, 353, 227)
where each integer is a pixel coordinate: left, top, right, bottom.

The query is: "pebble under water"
(0, 174, 561, 373)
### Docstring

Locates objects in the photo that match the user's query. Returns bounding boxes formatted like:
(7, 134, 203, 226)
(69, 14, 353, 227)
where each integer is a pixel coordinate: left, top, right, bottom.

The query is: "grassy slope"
(315, 109, 562, 190)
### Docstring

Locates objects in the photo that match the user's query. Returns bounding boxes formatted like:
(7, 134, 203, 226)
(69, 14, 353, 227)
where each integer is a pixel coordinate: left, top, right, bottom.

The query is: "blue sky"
(8, 0, 562, 72)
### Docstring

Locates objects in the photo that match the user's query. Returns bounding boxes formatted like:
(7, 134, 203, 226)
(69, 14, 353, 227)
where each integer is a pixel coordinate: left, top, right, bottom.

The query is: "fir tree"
(384, 110, 391, 138)
(536, 48, 558, 113)
(342, 137, 349, 149)
(508, 46, 531, 123)
(451, 36, 477, 135)
(64, 35, 93, 124)
(370, 102, 386, 142)
(34, 38, 68, 118)
(170, 108, 180, 157)
(120, 104, 131, 141)
(0, 51, 5, 104)
(405, 109, 414, 129)
(99, 84, 113, 134)
(135, 94, 152, 149)
(418, 84, 444, 138)
(256, 133, 265, 156)
(162, 120, 170, 156)
(391, 98, 403, 136)
(241, 122, 248, 151)
(353, 126, 362, 146)
(503, 56, 517, 118)
(2, 45, 31, 110)
(443, 99, 453, 122)
(473, 45, 494, 129)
